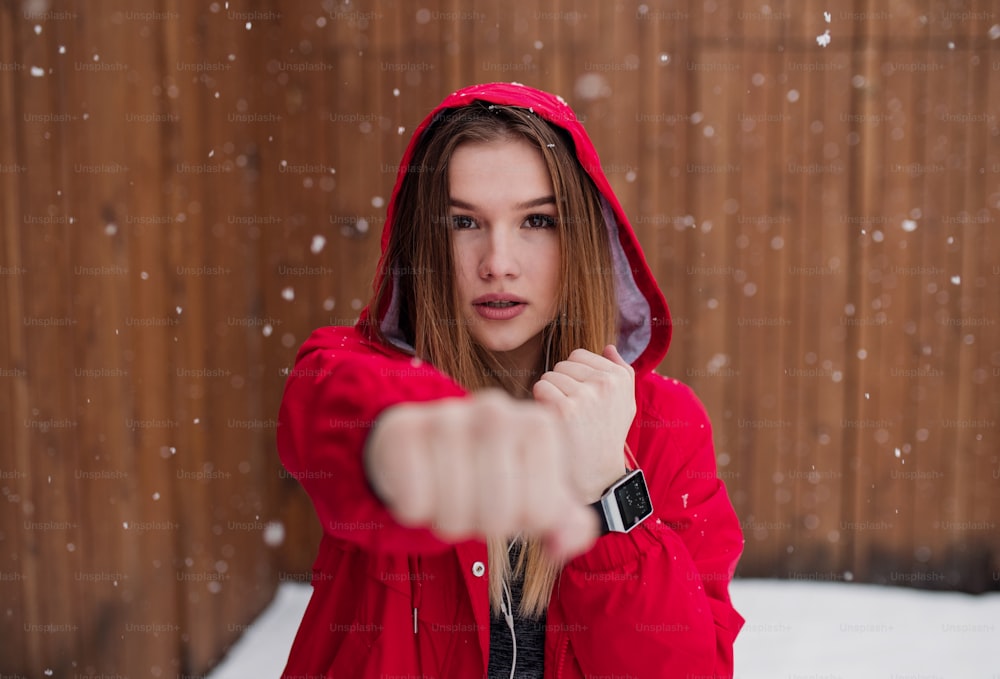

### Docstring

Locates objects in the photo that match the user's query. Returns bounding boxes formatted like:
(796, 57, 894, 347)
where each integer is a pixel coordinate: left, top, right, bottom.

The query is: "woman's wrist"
(583, 464, 630, 504)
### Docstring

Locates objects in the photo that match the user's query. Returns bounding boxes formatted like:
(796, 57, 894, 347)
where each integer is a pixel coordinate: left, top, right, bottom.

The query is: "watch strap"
(589, 498, 611, 536)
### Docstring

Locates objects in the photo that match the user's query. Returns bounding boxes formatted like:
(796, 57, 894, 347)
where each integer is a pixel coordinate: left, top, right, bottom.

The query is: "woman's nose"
(479, 229, 520, 279)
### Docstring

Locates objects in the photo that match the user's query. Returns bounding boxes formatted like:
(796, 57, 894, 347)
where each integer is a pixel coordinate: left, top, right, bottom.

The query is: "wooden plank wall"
(0, 0, 997, 675)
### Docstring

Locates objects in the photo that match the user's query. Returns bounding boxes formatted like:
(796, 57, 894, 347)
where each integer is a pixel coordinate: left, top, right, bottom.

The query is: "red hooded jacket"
(277, 82, 745, 678)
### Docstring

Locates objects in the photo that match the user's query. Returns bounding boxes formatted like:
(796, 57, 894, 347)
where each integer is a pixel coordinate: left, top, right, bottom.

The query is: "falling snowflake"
(263, 520, 286, 547)
(816, 30, 831, 48)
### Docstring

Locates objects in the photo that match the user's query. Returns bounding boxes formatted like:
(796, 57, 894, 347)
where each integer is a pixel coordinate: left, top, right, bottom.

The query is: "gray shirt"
(487, 539, 545, 678)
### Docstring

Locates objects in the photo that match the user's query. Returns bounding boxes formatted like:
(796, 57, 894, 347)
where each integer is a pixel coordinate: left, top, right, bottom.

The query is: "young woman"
(277, 82, 744, 678)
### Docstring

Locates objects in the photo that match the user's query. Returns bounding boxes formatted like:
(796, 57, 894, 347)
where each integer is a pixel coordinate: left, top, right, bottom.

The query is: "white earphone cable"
(502, 536, 519, 679)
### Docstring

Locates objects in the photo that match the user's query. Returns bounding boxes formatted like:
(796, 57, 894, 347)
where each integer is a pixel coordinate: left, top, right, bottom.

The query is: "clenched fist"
(533, 345, 636, 502)
(364, 390, 600, 561)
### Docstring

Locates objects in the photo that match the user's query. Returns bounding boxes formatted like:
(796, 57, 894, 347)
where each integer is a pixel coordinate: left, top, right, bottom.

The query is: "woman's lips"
(473, 297, 527, 321)
(474, 302, 526, 321)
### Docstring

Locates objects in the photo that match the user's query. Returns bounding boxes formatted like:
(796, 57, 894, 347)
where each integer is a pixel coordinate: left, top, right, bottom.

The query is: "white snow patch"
(816, 30, 831, 47)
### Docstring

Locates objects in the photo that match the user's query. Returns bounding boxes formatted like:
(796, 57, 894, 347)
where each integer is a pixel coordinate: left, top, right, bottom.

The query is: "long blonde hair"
(370, 101, 617, 617)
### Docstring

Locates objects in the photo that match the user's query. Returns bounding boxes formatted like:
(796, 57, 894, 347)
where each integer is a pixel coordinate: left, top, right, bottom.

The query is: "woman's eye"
(451, 215, 476, 230)
(525, 214, 556, 229)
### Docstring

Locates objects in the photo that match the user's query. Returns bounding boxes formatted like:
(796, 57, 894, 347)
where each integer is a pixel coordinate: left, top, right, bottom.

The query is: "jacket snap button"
(472, 561, 486, 577)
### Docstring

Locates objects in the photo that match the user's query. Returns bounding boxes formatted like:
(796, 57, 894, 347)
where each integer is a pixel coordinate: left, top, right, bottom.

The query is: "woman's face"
(449, 137, 561, 370)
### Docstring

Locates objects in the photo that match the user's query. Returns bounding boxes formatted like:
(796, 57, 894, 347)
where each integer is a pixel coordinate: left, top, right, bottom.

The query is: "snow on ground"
(207, 579, 1000, 678)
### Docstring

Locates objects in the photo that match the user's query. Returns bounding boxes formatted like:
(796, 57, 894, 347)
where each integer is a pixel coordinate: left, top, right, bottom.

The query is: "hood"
(357, 82, 671, 375)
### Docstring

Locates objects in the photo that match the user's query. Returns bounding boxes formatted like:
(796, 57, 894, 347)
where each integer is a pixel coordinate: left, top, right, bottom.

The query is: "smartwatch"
(590, 468, 654, 535)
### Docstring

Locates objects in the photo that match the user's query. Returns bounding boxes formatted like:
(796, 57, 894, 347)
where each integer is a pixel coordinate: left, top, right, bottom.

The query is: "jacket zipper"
(555, 634, 570, 678)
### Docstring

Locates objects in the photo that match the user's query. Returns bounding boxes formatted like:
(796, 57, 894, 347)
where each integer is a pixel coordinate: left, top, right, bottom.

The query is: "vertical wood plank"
(0, 3, 33, 669)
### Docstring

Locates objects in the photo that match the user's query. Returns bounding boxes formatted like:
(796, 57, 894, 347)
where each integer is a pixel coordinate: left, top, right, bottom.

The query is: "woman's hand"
(532, 345, 636, 503)
(364, 390, 599, 560)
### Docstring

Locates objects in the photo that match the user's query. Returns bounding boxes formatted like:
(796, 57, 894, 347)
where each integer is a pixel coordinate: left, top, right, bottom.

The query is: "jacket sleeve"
(277, 332, 468, 554)
(555, 375, 745, 678)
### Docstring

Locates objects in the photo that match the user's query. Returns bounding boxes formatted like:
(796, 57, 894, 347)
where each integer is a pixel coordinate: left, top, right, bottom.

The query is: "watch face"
(614, 470, 653, 528)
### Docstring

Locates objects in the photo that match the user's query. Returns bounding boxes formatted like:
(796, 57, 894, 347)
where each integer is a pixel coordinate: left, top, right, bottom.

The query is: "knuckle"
(393, 493, 424, 526)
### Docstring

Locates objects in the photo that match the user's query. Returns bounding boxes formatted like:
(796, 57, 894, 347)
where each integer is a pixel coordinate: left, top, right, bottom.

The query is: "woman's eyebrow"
(514, 196, 556, 210)
(448, 196, 556, 210)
